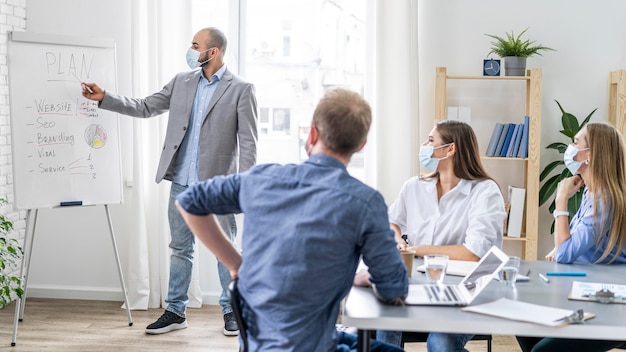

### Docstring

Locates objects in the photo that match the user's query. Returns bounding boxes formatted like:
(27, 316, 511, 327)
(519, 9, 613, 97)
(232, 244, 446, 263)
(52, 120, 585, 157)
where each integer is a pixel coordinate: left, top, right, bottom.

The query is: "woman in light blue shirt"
(517, 122, 626, 352)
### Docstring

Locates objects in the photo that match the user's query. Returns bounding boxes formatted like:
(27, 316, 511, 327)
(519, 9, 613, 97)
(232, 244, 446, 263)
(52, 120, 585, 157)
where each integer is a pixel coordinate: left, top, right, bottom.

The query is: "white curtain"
(124, 0, 203, 310)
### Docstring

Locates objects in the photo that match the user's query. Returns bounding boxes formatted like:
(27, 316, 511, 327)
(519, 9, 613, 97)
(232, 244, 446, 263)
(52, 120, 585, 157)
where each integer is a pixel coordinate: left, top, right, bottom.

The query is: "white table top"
(343, 259, 626, 340)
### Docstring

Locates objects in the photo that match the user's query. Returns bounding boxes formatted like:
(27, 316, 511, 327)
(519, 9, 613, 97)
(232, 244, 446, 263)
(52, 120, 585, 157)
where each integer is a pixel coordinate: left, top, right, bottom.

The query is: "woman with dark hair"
(377, 120, 506, 351)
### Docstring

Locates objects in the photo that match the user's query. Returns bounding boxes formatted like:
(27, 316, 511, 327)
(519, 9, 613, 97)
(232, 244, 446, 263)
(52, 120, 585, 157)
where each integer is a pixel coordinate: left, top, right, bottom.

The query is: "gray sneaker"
(145, 311, 188, 335)
(223, 312, 239, 336)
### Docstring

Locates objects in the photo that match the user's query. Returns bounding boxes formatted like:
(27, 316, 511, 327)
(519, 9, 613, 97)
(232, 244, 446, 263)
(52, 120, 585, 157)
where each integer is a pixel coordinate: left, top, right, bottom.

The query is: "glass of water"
(499, 256, 521, 286)
(424, 254, 449, 284)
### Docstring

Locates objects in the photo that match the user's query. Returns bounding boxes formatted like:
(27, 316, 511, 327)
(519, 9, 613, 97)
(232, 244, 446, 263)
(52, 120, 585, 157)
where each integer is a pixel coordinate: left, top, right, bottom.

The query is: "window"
(192, 0, 367, 178)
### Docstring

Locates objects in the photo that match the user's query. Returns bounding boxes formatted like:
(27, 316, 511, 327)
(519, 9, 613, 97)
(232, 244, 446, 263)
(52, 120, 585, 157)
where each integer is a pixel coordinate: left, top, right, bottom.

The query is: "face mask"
(563, 144, 589, 175)
(186, 47, 213, 69)
(419, 143, 450, 172)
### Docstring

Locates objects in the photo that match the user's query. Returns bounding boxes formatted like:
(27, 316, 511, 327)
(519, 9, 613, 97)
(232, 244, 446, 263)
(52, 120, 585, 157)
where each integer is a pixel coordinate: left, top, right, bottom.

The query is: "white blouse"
(388, 176, 506, 258)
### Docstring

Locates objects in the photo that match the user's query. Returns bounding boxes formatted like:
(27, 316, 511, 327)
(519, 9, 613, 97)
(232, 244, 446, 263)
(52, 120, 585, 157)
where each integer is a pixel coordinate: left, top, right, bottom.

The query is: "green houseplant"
(539, 100, 596, 232)
(485, 27, 555, 76)
(0, 198, 23, 308)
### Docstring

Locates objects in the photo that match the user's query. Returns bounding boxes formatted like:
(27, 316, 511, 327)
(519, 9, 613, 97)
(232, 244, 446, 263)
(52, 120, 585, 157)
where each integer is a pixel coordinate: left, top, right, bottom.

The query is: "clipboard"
(462, 298, 595, 327)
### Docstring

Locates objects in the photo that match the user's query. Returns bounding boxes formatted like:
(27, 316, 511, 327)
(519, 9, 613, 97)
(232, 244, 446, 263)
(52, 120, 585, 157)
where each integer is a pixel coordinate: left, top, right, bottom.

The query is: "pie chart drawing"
(84, 124, 107, 149)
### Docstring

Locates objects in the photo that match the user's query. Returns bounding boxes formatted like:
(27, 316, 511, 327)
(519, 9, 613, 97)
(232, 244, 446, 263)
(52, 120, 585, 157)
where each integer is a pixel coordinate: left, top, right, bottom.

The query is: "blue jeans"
(165, 183, 237, 316)
(376, 330, 472, 352)
(336, 332, 404, 352)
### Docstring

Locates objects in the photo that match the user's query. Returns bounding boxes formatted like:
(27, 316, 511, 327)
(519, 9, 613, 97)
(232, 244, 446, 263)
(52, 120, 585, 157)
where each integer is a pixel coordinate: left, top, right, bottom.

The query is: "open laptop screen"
(461, 249, 508, 299)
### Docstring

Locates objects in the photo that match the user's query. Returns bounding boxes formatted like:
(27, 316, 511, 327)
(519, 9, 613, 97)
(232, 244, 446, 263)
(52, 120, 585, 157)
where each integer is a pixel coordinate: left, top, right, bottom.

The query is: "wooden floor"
(0, 298, 527, 351)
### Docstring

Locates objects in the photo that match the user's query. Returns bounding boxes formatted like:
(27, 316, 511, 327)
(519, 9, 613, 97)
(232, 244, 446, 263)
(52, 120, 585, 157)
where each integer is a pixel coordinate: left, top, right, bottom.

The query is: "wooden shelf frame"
(434, 67, 542, 259)
(608, 70, 626, 135)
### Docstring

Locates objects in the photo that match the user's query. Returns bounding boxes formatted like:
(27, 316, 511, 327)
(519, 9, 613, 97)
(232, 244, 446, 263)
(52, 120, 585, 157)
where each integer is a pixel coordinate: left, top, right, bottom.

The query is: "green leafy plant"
(539, 100, 596, 232)
(485, 27, 556, 58)
(0, 198, 23, 308)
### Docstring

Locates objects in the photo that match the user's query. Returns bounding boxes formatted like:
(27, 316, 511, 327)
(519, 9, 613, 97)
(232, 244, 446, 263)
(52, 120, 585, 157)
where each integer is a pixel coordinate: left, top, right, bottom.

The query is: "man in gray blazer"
(82, 27, 257, 337)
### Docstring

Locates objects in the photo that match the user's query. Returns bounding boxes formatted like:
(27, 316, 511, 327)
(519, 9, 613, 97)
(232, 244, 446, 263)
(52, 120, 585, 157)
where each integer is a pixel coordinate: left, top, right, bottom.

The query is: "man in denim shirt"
(176, 88, 407, 352)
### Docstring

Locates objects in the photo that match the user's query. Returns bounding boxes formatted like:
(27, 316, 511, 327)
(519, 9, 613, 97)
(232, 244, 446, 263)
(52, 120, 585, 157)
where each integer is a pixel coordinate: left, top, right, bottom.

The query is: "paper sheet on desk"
(416, 260, 529, 282)
(462, 298, 594, 327)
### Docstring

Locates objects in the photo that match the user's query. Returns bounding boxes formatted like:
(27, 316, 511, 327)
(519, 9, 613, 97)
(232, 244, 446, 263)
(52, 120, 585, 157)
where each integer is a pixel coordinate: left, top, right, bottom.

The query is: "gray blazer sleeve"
(236, 83, 258, 173)
(99, 75, 177, 117)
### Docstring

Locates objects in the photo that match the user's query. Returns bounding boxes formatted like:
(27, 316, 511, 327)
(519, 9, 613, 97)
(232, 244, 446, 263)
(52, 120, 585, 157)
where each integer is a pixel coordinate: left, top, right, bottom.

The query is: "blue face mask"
(419, 143, 451, 172)
(563, 144, 589, 175)
(186, 47, 213, 69)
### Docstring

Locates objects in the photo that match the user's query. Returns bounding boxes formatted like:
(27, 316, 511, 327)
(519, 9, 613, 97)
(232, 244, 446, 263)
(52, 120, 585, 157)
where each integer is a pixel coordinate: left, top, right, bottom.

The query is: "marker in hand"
(72, 72, 94, 93)
(81, 83, 94, 94)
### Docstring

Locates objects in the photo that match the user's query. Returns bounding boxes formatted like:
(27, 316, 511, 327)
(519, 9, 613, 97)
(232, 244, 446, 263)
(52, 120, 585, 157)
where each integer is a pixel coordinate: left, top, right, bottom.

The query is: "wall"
(15, 0, 626, 300)
(0, 0, 26, 291)
(417, 0, 626, 257)
(23, 0, 135, 300)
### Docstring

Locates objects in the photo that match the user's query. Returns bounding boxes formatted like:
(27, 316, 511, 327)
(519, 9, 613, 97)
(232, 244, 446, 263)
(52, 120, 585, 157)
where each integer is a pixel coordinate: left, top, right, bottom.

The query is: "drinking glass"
(424, 254, 448, 284)
(499, 256, 521, 286)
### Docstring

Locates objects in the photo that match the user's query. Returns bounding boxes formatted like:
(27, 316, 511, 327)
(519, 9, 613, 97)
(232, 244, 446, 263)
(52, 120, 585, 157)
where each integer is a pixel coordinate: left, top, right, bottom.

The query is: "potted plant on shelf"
(539, 100, 596, 233)
(0, 198, 23, 308)
(485, 27, 555, 76)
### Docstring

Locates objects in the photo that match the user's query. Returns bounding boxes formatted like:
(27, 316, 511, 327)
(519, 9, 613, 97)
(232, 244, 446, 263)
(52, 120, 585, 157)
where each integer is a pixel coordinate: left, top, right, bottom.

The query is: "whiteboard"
(8, 32, 123, 209)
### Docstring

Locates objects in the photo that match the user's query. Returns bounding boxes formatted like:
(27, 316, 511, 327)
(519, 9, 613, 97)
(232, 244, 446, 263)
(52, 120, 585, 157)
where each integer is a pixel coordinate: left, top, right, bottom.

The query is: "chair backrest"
(228, 278, 249, 352)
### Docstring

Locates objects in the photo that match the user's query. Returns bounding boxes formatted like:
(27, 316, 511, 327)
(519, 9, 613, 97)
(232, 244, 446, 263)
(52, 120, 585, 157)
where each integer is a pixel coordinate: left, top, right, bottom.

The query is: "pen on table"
(539, 273, 550, 283)
(545, 271, 587, 277)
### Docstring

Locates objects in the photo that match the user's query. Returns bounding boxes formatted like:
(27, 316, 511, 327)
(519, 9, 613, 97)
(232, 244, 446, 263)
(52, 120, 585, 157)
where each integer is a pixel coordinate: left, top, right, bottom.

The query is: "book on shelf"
(506, 186, 526, 238)
(458, 107, 471, 124)
(494, 123, 510, 157)
(511, 123, 524, 157)
(446, 107, 458, 120)
(486, 123, 505, 157)
(519, 115, 530, 158)
(568, 281, 626, 304)
(506, 124, 520, 157)
(499, 123, 515, 157)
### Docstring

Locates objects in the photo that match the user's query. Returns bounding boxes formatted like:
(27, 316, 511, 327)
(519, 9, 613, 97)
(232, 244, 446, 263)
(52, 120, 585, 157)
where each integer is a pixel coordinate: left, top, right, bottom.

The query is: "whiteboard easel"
(11, 206, 133, 346)
(7, 32, 131, 345)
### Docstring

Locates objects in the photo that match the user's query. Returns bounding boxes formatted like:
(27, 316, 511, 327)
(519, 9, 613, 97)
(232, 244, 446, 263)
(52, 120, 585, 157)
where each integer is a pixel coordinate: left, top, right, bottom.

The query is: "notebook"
(405, 246, 509, 306)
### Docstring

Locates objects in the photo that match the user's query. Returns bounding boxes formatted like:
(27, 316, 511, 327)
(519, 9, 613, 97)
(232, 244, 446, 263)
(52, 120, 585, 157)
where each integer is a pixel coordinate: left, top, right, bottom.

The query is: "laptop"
(405, 246, 509, 306)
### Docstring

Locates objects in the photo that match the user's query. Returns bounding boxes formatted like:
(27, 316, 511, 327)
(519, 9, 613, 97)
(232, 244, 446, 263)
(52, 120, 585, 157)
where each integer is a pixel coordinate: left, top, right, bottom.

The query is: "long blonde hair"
(585, 122, 626, 263)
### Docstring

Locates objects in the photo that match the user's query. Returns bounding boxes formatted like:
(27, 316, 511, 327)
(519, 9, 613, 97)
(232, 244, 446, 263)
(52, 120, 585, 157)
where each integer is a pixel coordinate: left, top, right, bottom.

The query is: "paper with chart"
(568, 281, 626, 304)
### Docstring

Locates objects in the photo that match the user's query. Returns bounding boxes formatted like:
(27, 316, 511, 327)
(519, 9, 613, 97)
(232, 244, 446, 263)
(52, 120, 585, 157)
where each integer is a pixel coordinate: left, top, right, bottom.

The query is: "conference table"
(342, 259, 626, 352)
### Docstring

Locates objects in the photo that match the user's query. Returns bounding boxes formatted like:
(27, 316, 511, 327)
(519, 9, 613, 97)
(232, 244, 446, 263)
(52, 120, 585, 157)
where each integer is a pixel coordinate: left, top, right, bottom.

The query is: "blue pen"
(545, 271, 586, 277)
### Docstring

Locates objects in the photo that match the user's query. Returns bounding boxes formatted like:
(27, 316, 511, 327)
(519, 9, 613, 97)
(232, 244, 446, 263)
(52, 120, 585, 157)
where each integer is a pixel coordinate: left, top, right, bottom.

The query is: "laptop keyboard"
(424, 285, 461, 302)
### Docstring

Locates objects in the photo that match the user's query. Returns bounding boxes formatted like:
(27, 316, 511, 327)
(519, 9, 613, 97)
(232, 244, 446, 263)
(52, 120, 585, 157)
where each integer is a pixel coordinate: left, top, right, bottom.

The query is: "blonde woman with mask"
(517, 122, 626, 352)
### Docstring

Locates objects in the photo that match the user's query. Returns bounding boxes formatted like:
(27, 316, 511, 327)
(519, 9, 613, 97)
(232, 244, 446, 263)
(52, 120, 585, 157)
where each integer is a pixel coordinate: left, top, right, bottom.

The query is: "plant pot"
(504, 56, 527, 76)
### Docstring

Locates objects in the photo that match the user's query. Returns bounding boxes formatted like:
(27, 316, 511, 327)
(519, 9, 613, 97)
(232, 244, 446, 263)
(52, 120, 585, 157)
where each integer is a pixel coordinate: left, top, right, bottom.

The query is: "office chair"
(400, 332, 492, 352)
(228, 278, 249, 352)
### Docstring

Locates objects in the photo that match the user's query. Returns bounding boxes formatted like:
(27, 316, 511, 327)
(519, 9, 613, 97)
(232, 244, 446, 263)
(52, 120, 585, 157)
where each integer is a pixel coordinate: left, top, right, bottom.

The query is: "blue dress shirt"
(173, 65, 226, 185)
(555, 188, 626, 264)
(177, 154, 408, 352)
